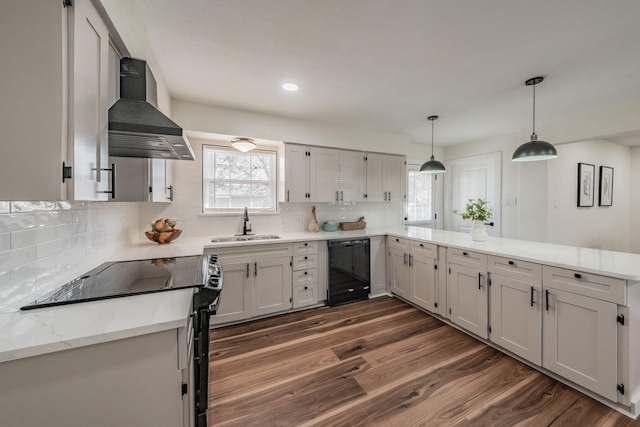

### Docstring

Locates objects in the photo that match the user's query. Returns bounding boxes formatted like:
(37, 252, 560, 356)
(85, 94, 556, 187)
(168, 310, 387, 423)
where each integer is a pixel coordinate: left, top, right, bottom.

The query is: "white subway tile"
(0, 279, 36, 313)
(0, 270, 10, 291)
(10, 256, 56, 285)
(56, 246, 86, 267)
(0, 213, 37, 233)
(0, 233, 10, 252)
(11, 201, 57, 212)
(36, 211, 60, 227)
(0, 202, 9, 214)
(37, 237, 71, 259)
(0, 246, 36, 271)
(11, 226, 57, 250)
(57, 210, 73, 225)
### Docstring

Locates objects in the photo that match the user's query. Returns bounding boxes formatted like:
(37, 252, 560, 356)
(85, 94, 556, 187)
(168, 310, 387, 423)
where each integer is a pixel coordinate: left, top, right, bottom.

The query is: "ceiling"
(116, 0, 640, 147)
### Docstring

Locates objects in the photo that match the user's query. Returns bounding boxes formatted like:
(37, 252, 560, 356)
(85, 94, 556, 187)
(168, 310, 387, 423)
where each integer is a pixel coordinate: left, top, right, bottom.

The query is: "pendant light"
(512, 76, 558, 162)
(231, 137, 256, 153)
(420, 115, 446, 173)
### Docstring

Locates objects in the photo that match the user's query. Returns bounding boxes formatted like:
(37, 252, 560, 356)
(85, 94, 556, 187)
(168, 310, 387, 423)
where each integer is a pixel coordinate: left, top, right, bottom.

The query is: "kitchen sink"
(210, 234, 281, 243)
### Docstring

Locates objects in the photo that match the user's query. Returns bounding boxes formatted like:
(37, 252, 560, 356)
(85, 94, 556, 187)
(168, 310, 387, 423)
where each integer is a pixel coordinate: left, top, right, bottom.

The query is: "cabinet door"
(253, 257, 293, 317)
(542, 288, 618, 401)
(150, 159, 172, 202)
(309, 147, 340, 202)
(411, 252, 437, 312)
(284, 144, 309, 202)
(383, 154, 405, 202)
(365, 153, 385, 202)
(448, 263, 488, 339)
(388, 246, 410, 298)
(489, 274, 542, 365)
(339, 150, 366, 203)
(369, 236, 387, 296)
(68, 0, 110, 200)
(210, 262, 252, 325)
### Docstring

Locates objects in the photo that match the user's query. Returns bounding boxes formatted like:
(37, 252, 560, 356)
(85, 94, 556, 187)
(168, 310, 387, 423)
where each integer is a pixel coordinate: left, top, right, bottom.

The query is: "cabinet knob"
(304, 271, 308, 275)
(304, 243, 308, 246)
(304, 256, 308, 260)
(462, 251, 468, 256)
(574, 273, 582, 279)
(304, 286, 308, 290)
(508, 260, 514, 265)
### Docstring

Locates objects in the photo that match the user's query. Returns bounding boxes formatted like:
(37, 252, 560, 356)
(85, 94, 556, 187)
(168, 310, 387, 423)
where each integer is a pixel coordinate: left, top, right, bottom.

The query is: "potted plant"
(461, 198, 493, 241)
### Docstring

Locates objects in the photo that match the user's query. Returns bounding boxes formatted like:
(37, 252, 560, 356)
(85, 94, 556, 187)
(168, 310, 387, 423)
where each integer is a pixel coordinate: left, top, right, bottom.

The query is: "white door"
(365, 153, 385, 202)
(448, 263, 488, 339)
(284, 144, 309, 202)
(309, 147, 340, 202)
(253, 257, 293, 316)
(339, 150, 366, 203)
(410, 252, 437, 312)
(210, 261, 252, 324)
(445, 152, 501, 237)
(388, 246, 410, 299)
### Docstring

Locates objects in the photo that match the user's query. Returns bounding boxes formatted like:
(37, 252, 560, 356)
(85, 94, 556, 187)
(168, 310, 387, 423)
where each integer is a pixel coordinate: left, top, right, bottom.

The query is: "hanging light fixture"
(512, 76, 558, 162)
(231, 137, 256, 153)
(420, 115, 446, 173)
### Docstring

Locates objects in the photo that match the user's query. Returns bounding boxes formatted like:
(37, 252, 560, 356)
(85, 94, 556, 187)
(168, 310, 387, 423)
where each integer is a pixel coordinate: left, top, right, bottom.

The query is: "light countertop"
(3, 225, 640, 363)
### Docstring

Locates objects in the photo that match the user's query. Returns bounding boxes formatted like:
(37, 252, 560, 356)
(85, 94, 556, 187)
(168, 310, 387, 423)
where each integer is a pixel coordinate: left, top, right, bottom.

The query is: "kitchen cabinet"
(447, 248, 489, 339)
(387, 237, 439, 312)
(369, 236, 387, 296)
(284, 144, 366, 203)
(0, 0, 117, 200)
(209, 243, 293, 325)
(488, 256, 543, 365)
(108, 157, 174, 202)
(0, 329, 189, 427)
(292, 241, 320, 308)
(542, 266, 620, 402)
(365, 153, 406, 202)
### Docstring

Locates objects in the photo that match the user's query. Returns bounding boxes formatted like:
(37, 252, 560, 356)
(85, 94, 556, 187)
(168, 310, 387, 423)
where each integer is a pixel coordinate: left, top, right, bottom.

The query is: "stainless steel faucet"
(242, 207, 252, 236)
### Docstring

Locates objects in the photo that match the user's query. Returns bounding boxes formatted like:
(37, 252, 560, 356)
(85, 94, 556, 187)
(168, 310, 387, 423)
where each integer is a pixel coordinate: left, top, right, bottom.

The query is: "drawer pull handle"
(419, 243, 424, 247)
(508, 260, 514, 266)
(463, 251, 468, 256)
(304, 243, 308, 246)
(478, 273, 483, 290)
(574, 273, 582, 279)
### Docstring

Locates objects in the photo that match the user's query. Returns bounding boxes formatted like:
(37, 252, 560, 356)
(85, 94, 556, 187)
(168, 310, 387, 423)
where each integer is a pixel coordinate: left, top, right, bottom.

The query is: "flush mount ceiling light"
(420, 115, 446, 174)
(512, 76, 558, 162)
(282, 82, 299, 91)
(231, 137, 256, 153)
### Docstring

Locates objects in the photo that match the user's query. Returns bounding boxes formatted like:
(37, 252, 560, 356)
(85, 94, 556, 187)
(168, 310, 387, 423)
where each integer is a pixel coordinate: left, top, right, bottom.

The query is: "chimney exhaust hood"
(108, 57, 194, 160)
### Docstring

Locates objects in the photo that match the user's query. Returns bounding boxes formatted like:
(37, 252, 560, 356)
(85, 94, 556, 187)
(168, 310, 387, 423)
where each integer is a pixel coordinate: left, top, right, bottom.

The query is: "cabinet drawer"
(293, 282, 318, 308)
(388, 236, 410, 251)
(488, 255, 542, 284)
(543, 266, 625, 305)
(410, 241, 438, 259)
(293, 241, 318, 256)
(207, 243, 292, 263)
(293, 268, 318, 286)
(292, 254, 318, 271)
(447, 248, 488, 269)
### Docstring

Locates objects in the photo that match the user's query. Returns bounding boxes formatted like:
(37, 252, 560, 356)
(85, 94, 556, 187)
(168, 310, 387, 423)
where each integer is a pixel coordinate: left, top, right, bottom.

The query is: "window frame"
(405, 163, 436, 227)
(201, 144, 279, 215)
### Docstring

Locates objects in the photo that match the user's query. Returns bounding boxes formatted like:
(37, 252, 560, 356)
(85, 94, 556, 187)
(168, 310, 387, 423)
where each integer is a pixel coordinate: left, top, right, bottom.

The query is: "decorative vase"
(470, 220, 488, 242)
(308, 205, 319, 232)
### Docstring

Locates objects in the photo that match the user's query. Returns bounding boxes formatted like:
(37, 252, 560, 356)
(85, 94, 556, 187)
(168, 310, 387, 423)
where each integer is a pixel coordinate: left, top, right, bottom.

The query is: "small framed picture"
(599, 166, 614, 206)
(577, 163, 595, 207)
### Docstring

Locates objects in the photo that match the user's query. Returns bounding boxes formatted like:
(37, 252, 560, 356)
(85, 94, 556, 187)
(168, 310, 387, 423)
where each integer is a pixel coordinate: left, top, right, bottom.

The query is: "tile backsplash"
(0, 201, 139, 312)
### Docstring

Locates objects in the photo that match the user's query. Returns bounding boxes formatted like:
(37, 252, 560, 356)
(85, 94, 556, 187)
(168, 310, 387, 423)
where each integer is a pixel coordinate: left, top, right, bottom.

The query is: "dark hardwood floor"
(208, 296, 638, 427)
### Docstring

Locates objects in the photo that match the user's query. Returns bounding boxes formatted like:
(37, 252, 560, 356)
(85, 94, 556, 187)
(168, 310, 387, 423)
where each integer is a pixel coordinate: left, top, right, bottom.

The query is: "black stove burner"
(20, 255, 216, 310)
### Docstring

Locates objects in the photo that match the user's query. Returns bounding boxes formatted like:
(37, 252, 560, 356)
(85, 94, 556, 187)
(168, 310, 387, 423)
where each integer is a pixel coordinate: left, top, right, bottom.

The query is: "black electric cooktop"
(20, 255, 206, 310)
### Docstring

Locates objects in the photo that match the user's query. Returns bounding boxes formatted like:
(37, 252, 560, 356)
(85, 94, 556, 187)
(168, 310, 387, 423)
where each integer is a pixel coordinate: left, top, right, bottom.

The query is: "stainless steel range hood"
(108, 57, 194, 160)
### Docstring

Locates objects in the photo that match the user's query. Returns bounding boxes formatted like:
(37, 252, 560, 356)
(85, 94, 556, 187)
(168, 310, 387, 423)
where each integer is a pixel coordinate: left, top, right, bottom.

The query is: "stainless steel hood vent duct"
(108, 57, 194, 160)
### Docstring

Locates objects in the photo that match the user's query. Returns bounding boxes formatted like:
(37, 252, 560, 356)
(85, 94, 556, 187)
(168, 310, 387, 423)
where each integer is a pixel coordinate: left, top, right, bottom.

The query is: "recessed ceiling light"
(282, 83, 299, 91)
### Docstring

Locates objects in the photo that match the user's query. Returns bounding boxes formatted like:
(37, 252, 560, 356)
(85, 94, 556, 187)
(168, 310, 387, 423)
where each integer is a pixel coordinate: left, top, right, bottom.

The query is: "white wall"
(172, 100, 411, 155)
(629, 146, 640, 253)
(547, 140, 630, 251)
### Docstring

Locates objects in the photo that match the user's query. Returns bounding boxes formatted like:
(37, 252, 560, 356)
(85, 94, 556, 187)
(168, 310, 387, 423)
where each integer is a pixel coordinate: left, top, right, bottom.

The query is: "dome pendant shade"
(420, 115, 446, 174)
(420, 155, 446, 173)
(512, 76, 557, 162)
(512, 133, 558, 162)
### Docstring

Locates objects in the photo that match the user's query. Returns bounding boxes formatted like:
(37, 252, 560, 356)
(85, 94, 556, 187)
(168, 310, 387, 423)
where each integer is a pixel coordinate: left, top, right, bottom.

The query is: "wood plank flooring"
(208, 296, 638, 427)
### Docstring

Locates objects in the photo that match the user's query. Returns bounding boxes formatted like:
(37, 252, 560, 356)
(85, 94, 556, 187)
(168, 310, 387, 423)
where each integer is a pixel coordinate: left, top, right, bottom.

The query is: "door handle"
(409, 255, 413, 267)
(166, 185, 174, 201)
(246, 264, 250, 278)
(287, 189, 290, 202)
(530, 286, 535, 307)
(336, 191, 339, 202)
(478, 272, 483, 289)
(99, 163, 116, 199)
(404, 253, 408, 265)
(545, 289, 550, 311)
(254, 262, 257, 277)
(484, 222, 494, 226)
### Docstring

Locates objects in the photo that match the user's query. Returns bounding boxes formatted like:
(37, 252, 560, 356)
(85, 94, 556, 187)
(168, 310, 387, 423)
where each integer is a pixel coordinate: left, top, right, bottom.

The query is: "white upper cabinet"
(365, 153, 405, 202)
(284, 144, 311, 202)
(309, 147, 339, 203)
(338, 150, 366, 203)
(0, 0, 116, 200)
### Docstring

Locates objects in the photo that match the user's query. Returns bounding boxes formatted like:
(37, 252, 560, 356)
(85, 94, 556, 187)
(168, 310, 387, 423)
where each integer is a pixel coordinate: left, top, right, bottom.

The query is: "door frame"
(444, 152, 502, 237)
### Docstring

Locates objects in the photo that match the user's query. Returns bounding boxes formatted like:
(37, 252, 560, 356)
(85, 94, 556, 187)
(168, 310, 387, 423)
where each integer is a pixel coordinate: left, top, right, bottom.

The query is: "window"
(202, 145, 277, 214)
(406, 165, 434, 224)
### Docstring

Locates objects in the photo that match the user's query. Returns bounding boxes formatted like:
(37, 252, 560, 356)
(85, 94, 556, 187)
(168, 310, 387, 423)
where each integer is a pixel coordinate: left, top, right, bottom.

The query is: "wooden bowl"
(145, 229, 182, 244)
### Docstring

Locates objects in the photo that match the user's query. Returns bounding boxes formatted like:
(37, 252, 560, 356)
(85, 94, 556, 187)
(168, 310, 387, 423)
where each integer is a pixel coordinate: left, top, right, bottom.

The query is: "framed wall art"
(577, 163, 595, 207)
(599, 166, 614, 206)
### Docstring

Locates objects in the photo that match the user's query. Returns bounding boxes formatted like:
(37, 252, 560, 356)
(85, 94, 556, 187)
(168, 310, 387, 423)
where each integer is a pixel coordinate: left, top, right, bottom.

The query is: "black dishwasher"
(328, 238, 370, 306)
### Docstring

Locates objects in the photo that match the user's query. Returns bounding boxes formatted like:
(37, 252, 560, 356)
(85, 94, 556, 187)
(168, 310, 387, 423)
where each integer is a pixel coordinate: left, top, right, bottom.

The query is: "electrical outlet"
(502, 197, 517, 206)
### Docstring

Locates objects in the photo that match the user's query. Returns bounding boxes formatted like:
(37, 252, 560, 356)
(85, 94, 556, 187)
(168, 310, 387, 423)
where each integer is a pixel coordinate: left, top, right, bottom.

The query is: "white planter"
(470, 220, 488, 241)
